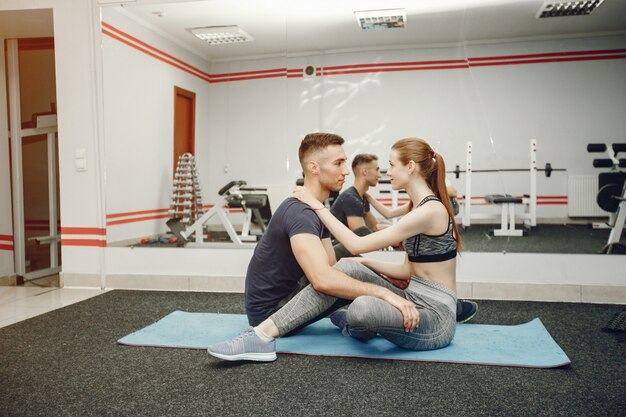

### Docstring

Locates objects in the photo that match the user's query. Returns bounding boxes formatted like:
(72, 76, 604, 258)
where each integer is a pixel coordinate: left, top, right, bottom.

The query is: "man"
(208, 133, 418, 361)
(331, 154, 388, 237)
(331, 153, 478, 323)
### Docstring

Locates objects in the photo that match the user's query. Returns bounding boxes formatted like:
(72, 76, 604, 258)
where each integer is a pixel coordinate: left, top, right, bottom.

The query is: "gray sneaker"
(207, 326, 277, 362)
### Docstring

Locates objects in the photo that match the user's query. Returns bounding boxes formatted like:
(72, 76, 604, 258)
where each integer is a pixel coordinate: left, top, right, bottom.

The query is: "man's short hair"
(351, 153, 378, 171)
(298, 133, 345, 166)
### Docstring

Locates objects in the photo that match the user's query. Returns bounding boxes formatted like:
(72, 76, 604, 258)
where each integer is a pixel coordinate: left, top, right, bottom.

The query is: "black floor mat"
(602, 309, 626, 333)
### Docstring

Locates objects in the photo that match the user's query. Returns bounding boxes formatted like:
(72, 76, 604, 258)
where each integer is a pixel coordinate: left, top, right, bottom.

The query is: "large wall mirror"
(98, 0, 626, 254)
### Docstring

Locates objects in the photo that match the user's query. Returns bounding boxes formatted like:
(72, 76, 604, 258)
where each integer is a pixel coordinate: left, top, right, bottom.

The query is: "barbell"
(448, 163, 565, 179)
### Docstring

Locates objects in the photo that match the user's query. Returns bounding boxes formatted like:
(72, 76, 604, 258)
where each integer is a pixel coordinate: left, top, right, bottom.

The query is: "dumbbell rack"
(169, 153, 204, 227)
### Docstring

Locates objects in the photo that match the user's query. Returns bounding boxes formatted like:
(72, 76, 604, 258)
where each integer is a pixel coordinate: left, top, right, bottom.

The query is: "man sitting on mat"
(207, 133, 418, 362)
(333, 153, 477, 323)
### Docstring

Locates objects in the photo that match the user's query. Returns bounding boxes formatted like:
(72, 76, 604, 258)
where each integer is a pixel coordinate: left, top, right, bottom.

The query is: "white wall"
(0, 0, 106, 276)
(96, 7, 626, 244)
(1, 0, 624, 297)
(101, 9, 212, 243)
(203, 35, 626, 221)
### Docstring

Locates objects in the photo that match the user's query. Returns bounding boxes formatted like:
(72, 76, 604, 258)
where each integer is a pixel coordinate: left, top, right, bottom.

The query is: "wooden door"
(173, 86, 195, 172)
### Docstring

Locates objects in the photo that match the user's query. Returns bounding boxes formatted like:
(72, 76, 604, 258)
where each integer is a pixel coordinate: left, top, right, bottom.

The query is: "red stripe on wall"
(102, 22, 626, 86)
(0, 244, 14, 251)
(107, 214, 171, 226)
(60, 227, 106, 235)
(324, 64, 470, 76)
(102, 29, 211, 83)
(107, 208, 169, 219)
(102, 22, 211, 79)
(0, 234, 13, 241)
(210, 72, 287, 83)
(469, 54, 626, 68)
(537, 201, 568, 205)
(211, 68, 287, 78)
(325, 59, 468, 71)
(61, 239, 107, 248)
(468, 48, 626, 62)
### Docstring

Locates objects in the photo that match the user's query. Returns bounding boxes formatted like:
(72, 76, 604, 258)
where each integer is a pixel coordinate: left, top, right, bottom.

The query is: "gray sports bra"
(402, 195, 457, 263)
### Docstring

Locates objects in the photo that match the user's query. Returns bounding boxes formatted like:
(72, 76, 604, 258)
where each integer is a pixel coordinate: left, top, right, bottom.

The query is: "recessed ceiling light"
(187, 26, 254, 45)
(537, 0, 606, 18)
(354, 9, 406, 30)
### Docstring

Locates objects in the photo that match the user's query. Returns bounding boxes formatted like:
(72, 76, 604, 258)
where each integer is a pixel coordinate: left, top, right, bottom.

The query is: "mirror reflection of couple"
(208, 133, 477, 362)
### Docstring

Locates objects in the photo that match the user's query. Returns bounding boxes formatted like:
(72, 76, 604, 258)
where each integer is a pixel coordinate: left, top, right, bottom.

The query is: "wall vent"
(537, 0, 605, 18)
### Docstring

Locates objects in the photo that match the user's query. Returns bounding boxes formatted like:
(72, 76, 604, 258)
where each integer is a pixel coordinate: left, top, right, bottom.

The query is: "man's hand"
(382, 293, 419, 333)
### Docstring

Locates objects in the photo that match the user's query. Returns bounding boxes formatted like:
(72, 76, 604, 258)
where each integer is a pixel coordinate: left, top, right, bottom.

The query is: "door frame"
(7, 39, 60, 280)
(173, 86, 196, 171)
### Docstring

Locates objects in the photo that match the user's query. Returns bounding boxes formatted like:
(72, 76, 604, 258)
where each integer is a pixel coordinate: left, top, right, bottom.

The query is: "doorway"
(173, 86, 195, 172)
(2, 14, 60, 281)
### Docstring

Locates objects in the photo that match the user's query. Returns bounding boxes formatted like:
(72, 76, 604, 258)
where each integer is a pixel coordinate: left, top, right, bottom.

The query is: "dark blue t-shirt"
(330, 186, 370, 228)
(245, 198, 330, 323)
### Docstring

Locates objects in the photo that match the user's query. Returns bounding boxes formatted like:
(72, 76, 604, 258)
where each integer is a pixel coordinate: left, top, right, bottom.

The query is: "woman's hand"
(383, 293, 420, 333)
(290, 186, 324, 210)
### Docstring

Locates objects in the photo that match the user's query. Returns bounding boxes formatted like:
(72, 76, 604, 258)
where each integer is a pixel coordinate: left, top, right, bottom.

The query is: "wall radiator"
(567, 175, 608, 217)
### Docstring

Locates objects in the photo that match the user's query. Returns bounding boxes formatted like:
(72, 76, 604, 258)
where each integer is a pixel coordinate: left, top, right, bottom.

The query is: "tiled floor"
(0, 278, 107, 329)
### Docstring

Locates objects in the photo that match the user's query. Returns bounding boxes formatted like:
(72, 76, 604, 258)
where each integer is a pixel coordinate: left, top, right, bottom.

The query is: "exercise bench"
(484, 194, 524, 237)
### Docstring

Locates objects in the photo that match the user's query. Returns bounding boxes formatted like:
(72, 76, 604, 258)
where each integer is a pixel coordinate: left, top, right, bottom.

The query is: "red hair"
(392, 138, 462, 251)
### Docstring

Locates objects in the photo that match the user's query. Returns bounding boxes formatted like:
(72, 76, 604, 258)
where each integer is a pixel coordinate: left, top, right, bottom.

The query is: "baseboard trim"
(61, 273, 625, 304)
(0, 274, 22, 286)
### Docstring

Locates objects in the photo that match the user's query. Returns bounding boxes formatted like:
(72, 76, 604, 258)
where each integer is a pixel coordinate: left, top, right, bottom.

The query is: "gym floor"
(0, 290, 623, 417)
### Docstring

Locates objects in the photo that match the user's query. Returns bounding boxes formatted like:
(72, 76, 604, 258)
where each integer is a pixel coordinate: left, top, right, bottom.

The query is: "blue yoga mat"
(117, 311, 571, 368)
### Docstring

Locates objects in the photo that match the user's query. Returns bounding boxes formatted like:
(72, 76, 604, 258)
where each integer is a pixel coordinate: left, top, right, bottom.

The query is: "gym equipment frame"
(167, 180, 271, 248)
(587, 143, 626, 254)
(452, 140, 563, 236)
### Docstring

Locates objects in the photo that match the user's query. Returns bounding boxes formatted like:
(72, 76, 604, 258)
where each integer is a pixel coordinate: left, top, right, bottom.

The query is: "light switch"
(75, 158, 87, 172)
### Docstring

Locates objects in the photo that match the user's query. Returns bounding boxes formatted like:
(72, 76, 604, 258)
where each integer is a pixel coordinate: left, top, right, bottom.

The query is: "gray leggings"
(270, 258, 457, 351)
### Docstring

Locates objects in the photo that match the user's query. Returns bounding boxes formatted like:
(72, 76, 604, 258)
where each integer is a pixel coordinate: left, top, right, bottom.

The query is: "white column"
(7, 39, 25, 276)
(463, 141, 473, 227)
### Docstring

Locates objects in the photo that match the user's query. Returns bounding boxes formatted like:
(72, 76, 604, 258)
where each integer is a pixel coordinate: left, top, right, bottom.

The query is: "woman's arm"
(356, 254, 411, 281)
(292, 187, 433, 255)
(366, 193, 411, 219)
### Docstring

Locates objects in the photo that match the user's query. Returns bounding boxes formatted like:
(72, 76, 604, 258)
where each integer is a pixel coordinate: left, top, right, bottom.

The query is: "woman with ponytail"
(291, 137, 462, 351)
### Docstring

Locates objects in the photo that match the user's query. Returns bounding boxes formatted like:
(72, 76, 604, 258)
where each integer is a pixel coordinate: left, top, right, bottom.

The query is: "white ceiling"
(114, 0, 626, 61)
(1, 1, 625, 61)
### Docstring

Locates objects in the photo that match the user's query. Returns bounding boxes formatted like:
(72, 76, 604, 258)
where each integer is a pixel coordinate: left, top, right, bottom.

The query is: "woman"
(292, 137, 462, 351)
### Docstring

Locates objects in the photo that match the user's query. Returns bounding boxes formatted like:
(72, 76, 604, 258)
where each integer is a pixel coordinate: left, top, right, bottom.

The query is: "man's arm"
(346, 215, 367, 231)
(363, 211, 379, 231)
(290, 233, 418, 331)
(321, 237, 337, 266)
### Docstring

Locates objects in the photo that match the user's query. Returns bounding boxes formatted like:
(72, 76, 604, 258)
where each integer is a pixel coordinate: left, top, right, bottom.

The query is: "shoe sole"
(207, 350, 277, 362)
(458, 303, 478, 324)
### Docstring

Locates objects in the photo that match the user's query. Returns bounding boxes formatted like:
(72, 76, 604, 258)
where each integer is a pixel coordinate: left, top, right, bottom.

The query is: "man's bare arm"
(290, 233, 418, 331)
(321, 237, 337, 266)
(346, 215, 367, 231)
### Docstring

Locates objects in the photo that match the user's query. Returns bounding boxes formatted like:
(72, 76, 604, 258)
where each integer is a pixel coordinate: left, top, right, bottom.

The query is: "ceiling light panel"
(354, 9, 406, 30)
(187, 26, 254, 45)
(537, 0, 606, 18)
